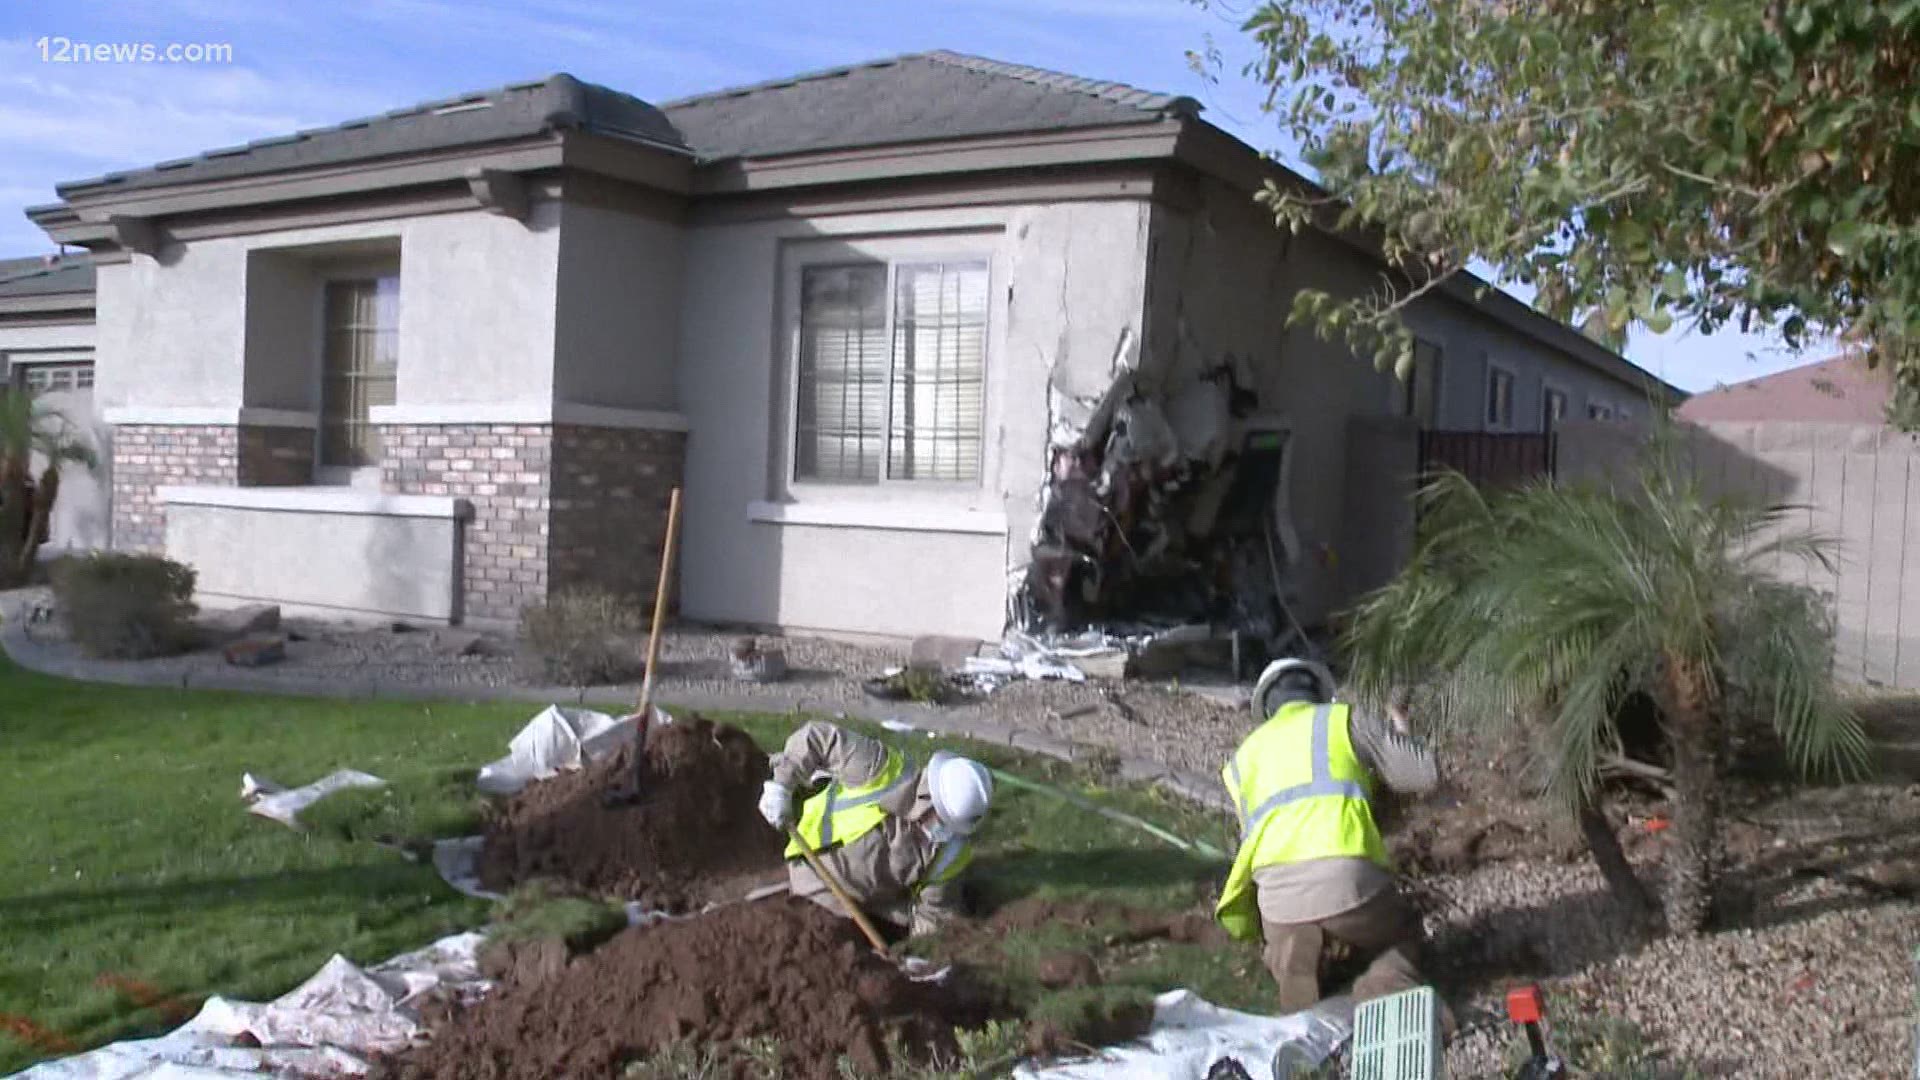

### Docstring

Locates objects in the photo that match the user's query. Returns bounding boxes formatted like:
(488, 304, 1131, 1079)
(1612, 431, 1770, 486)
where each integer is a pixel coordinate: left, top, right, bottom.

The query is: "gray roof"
(52, 51, 1195, 198)
(662, 50, 1198, 162)
(0, 254, 94, 299)
(56, 75, 686, 198)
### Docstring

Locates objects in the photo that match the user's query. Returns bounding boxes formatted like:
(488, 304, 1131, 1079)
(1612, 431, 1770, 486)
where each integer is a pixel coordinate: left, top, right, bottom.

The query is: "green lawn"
(0, 656, 1254, 1074)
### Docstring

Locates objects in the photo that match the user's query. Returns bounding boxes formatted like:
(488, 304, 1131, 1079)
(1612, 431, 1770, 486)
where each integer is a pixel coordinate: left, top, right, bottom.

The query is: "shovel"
(785, 825, 891, 955)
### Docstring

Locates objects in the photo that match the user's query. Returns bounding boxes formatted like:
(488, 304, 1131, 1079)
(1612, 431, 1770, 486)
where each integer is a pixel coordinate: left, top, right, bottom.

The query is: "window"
(320, 276, 398, 468)
(794, 260, 988, 484)
(1485, 363, 1516, 430)
(16, 361, 93, 394)
(1587, 400, 1615, 422)
(1542, 387, 1568, 435)
(1398, 340, 1443, 427)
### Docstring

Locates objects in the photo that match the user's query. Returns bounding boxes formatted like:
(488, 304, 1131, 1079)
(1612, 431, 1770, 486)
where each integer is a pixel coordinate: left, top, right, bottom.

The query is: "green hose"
(988, 767, 1231, 862)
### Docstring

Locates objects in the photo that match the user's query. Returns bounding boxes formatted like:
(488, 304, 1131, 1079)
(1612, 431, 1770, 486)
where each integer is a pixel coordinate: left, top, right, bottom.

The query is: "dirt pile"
(478, 714, 787, 909)
(375, 898, 992, 1080)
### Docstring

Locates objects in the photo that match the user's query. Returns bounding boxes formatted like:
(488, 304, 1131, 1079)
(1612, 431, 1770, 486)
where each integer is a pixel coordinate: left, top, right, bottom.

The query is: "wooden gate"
(1417, 431, 1557, 490)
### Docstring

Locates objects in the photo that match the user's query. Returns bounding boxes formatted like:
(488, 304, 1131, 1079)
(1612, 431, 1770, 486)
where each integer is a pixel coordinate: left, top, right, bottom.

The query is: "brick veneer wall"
(548, 425, 687, 605)
(111, 424, 317, 553)
(378, 423, 553, 624)
(375, 422, 686, 625)
(110, 425, 239, 553)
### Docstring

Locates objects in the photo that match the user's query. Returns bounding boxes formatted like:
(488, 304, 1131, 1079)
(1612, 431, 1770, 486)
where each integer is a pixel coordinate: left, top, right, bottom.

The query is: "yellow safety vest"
(1214, 702, 1390, 942)
(785, 747, 974, 892)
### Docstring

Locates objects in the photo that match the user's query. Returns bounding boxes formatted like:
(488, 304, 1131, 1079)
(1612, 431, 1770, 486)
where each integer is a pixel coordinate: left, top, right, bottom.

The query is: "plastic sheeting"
(7, 933, 488, 1080)
(473, 705, 638, 796)
(242, 770, 386, 828)
(1015, 990, 1351, 1080)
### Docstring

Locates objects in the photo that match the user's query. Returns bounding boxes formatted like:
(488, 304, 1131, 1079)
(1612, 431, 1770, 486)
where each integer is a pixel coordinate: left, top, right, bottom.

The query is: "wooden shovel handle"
(784, 824, 890, 954)
(636, 487, 683, 718)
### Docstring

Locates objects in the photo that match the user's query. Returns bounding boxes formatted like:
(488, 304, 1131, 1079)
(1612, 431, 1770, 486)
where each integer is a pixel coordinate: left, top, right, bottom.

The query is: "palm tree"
(1343, 458, 1869, 935)
(0, 387, 98, 585)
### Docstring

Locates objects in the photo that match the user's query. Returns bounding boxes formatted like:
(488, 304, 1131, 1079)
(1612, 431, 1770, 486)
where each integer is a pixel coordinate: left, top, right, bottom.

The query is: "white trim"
(158, 484, 471, 520)
(367, 401, 690, 431)
(103, 406, 319, 428)
(1540, 381, 1571, 435)
(747, 500, 1007, 535)
(1483, 361, 1518, 433)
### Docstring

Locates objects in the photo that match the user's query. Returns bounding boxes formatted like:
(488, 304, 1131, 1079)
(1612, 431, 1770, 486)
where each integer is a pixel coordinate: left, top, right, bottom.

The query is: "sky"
(0, 0, 1829, 392)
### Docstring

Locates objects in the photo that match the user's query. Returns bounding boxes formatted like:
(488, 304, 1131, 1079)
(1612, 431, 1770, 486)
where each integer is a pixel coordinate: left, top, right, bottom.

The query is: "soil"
(984, 896, 1232, 948)
(477, 715, 787, 909)
(1034, 950, 1102, 989)
(372, 898, 995, 1080)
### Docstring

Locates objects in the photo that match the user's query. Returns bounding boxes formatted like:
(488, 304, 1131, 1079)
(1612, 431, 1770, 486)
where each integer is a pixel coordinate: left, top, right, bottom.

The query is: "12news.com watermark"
(36, 35, 234, 64)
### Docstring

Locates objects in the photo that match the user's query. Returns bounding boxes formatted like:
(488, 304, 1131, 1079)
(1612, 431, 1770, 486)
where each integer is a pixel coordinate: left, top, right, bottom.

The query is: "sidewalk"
(0, 588, 1233, 811)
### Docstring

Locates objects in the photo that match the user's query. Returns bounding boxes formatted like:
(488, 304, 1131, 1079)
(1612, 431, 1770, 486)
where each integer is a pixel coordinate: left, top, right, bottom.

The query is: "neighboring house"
(17, 52, 1676, 639)
(0, 253, 108, 552)
(1677, 353, 1892, 425)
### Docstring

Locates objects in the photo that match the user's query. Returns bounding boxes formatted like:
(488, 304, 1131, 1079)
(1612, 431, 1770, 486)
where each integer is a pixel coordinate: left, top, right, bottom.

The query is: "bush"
(517, 588, 645, 684)
(51, 553, 198, 659)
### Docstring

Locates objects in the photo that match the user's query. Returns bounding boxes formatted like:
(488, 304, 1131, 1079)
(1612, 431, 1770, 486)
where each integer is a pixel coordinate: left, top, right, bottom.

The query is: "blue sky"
(0, 0, 1826, 391)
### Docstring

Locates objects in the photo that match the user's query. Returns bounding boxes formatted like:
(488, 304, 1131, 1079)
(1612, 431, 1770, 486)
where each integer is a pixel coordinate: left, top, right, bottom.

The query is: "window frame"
(1541, 383, 1569, 435)
(777, 234, 1002, 502)
(1397, 338, 1444, 427)
(11, 358, 94, 395)
(1484, 361, 1518, 432)
(1587, 399, 1616, 422)
(311, 262, 400, 485)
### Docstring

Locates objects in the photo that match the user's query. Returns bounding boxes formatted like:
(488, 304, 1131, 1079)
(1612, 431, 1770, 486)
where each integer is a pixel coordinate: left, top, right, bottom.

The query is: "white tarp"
(473, 705, 638, 796)
(7, 933, 488, 1080)
(430, 837, 501, 901)
(242, 771, 386, 828)
(1016, 990, 1351, 1080)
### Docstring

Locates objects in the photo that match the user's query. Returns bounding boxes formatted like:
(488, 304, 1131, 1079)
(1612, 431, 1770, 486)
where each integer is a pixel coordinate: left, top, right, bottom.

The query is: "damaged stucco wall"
(1136, 179, 1409, 626)
(673, 198, 1153, 641)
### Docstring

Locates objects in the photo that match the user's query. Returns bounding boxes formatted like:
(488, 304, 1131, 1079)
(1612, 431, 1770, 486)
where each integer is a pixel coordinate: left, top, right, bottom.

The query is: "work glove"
(758, 781, 793, 829)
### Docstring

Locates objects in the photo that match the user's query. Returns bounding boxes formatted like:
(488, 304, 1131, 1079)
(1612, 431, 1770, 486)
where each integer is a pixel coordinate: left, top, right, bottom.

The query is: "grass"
(0, 657, 532, 1072)
(0, 653, 1256, 1074)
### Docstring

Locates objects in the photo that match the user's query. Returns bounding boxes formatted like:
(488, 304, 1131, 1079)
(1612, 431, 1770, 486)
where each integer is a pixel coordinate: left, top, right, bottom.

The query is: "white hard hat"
(927, 752, 993, 835)
(1252, 657, 1335, 718)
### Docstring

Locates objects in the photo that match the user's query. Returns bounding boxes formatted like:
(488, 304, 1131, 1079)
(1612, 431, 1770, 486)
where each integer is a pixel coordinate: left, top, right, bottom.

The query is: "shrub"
(51, 553, 198, 659)
(517, 588, 645, 684)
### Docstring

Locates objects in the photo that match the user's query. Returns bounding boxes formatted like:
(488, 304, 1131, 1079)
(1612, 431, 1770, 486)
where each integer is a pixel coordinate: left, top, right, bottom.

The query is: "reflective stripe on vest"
(784, 747, 918, 860)
(1225, 705, 1372, 837)
(918, 838, 973, 892)
(1213, 702, 1390, 943)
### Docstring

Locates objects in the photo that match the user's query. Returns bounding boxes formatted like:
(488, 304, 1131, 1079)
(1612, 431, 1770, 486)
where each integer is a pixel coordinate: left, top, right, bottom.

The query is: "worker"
(1215, 658, 1442, 1017)
(757, 720, 993, 938)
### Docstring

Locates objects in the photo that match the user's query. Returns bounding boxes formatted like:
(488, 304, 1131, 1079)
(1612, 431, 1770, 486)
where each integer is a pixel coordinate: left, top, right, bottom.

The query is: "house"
(0, 253, 107, 552)
(15, 52, 1677, 641)
(1677, 353, 1892, 425)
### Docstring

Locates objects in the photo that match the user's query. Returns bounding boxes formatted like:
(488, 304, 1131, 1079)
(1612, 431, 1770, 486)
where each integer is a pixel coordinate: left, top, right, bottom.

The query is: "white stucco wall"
(241, 250, 321, 411)
(96, 207, 562, 416)
(0, 319, 107, 552)
(674, 200, 1153, 640)
(162, 489, 468, 621)
(553, 200, 683, 410)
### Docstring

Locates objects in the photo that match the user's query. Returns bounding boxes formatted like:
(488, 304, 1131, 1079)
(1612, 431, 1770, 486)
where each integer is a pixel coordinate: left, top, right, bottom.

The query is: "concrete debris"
(200, 603, 281, 643)
(223, 633, 287, 667)
(908, 635, 983, 672)
(728, 636, 787, 683)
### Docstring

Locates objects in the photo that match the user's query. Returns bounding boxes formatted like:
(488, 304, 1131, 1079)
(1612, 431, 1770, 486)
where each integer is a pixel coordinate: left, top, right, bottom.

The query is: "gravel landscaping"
(5, 587, 1918, 1076)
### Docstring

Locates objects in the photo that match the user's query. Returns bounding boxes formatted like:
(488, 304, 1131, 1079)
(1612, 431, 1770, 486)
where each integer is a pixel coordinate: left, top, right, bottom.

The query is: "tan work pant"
(1261, 887, 1425, 1013)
